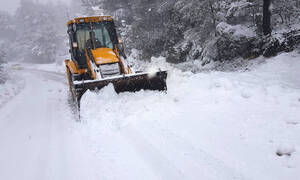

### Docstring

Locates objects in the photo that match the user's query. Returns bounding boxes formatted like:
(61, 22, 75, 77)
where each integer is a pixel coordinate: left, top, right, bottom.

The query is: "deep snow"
(0, 51, 299, 180)
(80, 51, 300, 180)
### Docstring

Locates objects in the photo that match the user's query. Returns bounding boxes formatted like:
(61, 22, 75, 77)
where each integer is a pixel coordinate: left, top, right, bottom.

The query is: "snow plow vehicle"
(64, 16, 167, 105)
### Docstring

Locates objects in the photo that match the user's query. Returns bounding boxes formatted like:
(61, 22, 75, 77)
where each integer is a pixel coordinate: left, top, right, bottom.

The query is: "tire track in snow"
(122, 127, 186, 180)
(121, 122, 248, 180)
(0, 69, 98, 180)
(22, 68, 66, 85)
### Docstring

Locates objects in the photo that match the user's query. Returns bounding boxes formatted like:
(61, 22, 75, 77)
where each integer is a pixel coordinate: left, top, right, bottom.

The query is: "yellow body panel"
(91, 48, 120, 65)
(64, 59, 86, 74)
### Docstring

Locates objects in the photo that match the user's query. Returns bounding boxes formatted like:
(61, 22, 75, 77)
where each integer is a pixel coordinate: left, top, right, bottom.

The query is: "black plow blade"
(73, 71, 167, 103)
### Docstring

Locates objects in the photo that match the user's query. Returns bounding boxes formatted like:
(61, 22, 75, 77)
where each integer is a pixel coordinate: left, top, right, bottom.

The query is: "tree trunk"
(263, 0, 272, 35)
(209, 1, 217, 37)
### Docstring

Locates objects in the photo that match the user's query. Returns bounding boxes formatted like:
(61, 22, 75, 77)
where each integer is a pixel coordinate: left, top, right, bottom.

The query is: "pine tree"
(13, 0, 61, 63)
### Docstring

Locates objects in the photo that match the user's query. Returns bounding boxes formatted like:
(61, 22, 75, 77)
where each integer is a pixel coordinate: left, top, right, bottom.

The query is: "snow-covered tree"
(272, 0, 300, 25)
(12, 0, 61, 63)
(0, 11, 13, 83)
(0, 47, 7, 84)
(0, 11, 15, 41)
(77, 0, 300, 64)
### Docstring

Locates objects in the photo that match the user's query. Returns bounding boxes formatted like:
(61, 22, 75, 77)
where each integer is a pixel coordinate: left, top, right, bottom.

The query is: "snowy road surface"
(0, 69, 97, 180)
(0, 52, 300, 180)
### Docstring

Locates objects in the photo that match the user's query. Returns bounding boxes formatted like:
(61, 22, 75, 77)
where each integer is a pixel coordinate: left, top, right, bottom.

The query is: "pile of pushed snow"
(79, 51, 300, 180)
(127, 51, 173, 73)
(80, 84, 169, 132)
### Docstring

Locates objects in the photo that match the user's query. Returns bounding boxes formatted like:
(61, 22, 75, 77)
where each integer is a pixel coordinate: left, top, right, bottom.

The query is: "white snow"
(25, 63, 66, 74)
(216, 22, 256, 39)
(80, 51, 300, 180)
(0, 64, 25, 108)
(0, 51, 300, 180)
(0, 68, 98, 180)
(226, 0, 252, 18)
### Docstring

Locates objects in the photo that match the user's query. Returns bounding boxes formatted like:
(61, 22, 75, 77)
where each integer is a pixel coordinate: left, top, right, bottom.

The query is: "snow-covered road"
(0, 52, 300, 180)
(0, 69, 97, 180)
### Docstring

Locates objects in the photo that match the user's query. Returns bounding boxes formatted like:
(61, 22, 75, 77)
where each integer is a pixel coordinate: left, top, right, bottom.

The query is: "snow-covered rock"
(216, 22, 256, 40)
(276, 144, 296, 157)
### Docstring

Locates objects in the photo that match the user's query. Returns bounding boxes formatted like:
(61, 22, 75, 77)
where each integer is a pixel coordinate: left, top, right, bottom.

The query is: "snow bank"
(0, 65, 25, 108)
(0, 79, 24, 108)
(79, 51, 300, 179)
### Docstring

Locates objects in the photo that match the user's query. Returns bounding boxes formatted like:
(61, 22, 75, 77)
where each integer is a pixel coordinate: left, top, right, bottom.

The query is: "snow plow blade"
(73, 71, 167, 103)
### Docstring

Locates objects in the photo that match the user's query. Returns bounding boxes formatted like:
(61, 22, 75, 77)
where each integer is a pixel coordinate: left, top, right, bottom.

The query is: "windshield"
(76, 22, 116, 52)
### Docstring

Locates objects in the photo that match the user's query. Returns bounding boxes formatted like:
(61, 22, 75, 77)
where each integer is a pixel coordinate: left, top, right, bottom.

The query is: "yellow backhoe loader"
(64, 16, 167, 105)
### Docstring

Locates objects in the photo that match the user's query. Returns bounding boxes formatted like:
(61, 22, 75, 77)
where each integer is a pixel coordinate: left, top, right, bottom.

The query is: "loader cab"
(67, 17, 119, 69)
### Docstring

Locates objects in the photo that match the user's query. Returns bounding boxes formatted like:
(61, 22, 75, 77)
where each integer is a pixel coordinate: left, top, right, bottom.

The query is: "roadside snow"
(0, 65, 25, 108)
(80, 51, 300, 180)
(0, 62, 65, 108)
(0, 79, 24, 108)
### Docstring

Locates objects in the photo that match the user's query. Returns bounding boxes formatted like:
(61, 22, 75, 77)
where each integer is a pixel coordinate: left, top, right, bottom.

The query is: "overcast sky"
(0, 0, 71, 14)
